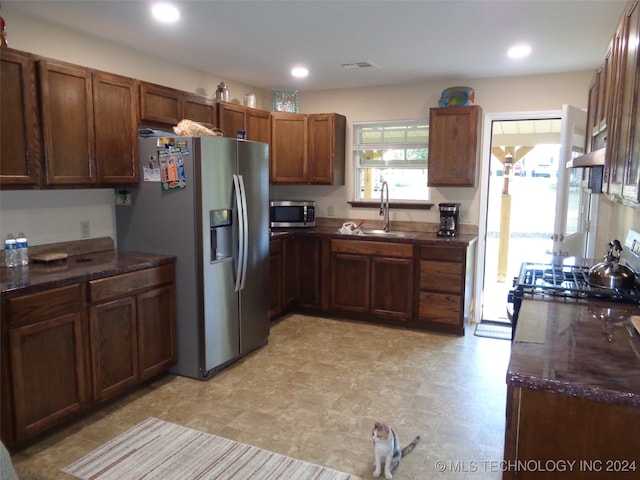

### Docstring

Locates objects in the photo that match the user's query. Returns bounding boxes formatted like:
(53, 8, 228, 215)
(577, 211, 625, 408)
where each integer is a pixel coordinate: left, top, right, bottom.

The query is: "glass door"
(552, 105, 589, 258)
(481, 106, 588, 323)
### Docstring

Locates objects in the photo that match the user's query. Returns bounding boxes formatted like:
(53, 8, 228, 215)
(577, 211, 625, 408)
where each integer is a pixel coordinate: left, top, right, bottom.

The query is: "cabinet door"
(9, 312, 88, 441)
(139, 82, 183, 126)
(419, 260, 463, 293)
(93, 72, 139, 184)
(269, 239, 283, 318)
(586, 73, 600, 152)
(271, 113, 308, 183)
(183, 93, 215, 126)
(296, 236, 321, 306)
(418, 291, 461, 326)
(89, 297, 138, 402)
(39, 60, 96, 185)
(308, 113, 346, 185)
(605, 30, 625, 196)
(217, 102, 246, 138)
(282, 236, 298, 308)
(137, 285, 176, 380)
(428, 105, 481, 187)
(330, 253, 370, 312)
(247, 108, 270, 144)
(620, 2, 640, 201)
(0, 48, 41, 187)
(371, 256, 414, 320)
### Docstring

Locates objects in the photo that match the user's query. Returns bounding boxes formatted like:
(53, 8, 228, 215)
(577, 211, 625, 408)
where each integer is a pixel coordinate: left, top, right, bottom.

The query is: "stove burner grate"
(514, 262, 640, 303)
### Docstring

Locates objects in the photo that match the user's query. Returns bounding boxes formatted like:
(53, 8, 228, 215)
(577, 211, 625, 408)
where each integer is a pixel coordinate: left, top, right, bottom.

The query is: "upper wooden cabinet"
(246, 107, 271, 144)
(183, 93, 216, 127)
(93, 72, 139, 184)
(140, 83, 217, 128)
(0, 48, 41, 188)
(1, 49, 139, 188)
(271, 113, 308, 183)
(596, 0, 640, 201)
(618, 0, 640, 202)
(139, 82, 183, 126)
(308, 113, 346, 184)
(217, 101, 270, 143)
(40, 61, 139, 186)
(270, 112, 345, 185)
(428, 105, 482, 187)
(39, 60, 97, 185)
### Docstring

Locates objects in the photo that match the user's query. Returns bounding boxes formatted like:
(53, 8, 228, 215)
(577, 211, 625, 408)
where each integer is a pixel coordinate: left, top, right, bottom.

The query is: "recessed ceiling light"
(507, 44, 532, 59)
(151, 3, 180, 23)
(291, 66, 309, 78)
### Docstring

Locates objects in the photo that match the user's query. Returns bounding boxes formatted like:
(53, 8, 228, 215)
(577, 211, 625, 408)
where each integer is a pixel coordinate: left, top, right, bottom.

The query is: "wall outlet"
(328, 205, 335, 217)
(115, 192, 132, 206)
(80, 221, 90, 239)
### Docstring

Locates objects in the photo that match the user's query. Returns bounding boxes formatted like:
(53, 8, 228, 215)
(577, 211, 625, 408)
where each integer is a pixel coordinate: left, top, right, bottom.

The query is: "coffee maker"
(437, 203, 461, 237)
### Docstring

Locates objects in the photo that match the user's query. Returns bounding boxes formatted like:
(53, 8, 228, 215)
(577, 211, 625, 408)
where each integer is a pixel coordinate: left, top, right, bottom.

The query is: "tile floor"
(10, 314, 512, 480)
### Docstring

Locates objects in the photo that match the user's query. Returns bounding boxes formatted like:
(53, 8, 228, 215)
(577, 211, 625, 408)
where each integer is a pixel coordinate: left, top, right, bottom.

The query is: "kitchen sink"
(360, 229, 420, 238)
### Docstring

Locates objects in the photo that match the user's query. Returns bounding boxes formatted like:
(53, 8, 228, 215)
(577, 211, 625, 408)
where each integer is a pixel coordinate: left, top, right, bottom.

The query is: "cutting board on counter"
(28, 237, 114, 260)
(30, 252, 68, 263)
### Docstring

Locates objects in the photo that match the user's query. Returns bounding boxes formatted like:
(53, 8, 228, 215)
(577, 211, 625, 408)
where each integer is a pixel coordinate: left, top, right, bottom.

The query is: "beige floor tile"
(9, 314, 510, 480)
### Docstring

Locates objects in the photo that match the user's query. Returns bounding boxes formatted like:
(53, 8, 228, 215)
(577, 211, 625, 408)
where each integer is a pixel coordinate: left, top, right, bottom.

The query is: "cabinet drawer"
(420, 244, 465, 262)
(89, 265, 174, 303)
(7, 284, 83, 325)
(418, 292, 461, 325)
(420, 260, 463, 293)
(331, 239, 414, 258)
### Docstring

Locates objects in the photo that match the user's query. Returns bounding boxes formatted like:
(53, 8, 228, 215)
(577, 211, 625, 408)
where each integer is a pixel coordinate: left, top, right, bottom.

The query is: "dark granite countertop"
(1, 250, 176, 297)
(508, 299, 640, 407)
(270, 226, 478, 247)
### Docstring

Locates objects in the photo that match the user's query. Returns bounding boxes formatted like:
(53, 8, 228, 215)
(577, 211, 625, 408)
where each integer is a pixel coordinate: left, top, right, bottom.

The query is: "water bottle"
(4, 234, 17, 268)
(16, 232, 28, 266)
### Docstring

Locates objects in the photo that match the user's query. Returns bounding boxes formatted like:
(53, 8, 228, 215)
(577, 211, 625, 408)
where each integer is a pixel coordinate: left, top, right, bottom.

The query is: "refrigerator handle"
(232, 174, 245, 292)
(237, 174, 249, 290)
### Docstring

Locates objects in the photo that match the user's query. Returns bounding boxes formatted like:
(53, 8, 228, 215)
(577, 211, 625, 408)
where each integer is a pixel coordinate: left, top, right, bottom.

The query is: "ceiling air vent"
(340, 61, 379, 69)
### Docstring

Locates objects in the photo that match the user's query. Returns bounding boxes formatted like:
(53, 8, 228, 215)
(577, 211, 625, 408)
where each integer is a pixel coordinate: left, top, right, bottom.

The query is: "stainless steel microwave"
(269, 200, 316, 228)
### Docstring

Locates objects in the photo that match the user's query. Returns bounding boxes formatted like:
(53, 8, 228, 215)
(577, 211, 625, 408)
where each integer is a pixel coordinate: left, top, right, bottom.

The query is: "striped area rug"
(62, 417, 362, 480)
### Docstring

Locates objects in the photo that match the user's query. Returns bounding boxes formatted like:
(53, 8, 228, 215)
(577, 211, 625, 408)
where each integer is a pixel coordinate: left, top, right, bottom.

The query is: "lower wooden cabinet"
(269, 235, 322, 320)
(503, 386, 640, 480)
(269, 238, 284, 319)
(137, 285, 176, 379)
(88, 265, 176, 402)
(3, 284, 88, 443)
(417, 243, 475, 334)
(89, 296, 138, 402)
(1, 262, 176, 448)
(331, 253, 370, 312)
(269, 233, 475, 334)
(330, 239, 414, 323)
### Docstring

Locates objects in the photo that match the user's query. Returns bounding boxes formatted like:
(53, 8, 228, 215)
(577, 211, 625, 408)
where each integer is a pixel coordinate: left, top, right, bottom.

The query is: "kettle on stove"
(588, 239, 636, 289)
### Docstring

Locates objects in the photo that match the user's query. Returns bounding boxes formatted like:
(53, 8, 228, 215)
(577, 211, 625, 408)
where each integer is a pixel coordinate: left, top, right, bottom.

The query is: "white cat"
(372, 422, 420, 479)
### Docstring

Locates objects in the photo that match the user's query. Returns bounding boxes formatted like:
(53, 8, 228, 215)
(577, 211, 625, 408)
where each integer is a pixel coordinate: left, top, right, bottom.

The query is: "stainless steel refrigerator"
(116, 136, 269, 380)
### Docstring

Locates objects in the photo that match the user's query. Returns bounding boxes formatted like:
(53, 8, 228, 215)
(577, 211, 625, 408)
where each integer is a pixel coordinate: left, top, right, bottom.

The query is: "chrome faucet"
(380, 181, 390, 232)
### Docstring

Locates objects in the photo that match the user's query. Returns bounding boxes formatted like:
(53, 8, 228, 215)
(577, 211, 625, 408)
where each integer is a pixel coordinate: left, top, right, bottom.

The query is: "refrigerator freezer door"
(199, 137, 241, 374)
(237, 140, 270, 354)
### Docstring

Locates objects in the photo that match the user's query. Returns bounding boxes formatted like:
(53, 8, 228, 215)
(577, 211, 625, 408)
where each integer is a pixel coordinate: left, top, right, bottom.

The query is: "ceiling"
(2, 0, 627, 92)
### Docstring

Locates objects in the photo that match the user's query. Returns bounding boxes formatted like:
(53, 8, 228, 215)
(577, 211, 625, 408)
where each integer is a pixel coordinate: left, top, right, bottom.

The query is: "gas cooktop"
(514, 262, 640, 304)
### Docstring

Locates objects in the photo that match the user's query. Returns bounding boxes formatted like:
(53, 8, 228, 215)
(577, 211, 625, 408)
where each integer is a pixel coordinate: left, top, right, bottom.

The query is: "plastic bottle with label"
(4, 234, 17, 268)
(16, 232, 28, 266)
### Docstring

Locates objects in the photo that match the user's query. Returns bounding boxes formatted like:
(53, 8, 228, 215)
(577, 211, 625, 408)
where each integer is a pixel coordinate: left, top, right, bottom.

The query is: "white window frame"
(353, 119, 429, 202)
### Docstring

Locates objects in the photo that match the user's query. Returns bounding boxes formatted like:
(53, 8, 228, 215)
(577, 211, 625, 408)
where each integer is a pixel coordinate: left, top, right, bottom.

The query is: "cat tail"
(401, 435, 420, 457)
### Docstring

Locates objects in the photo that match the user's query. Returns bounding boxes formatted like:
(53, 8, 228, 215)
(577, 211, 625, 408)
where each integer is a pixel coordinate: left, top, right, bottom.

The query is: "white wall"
(1, 9, 594, 246)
